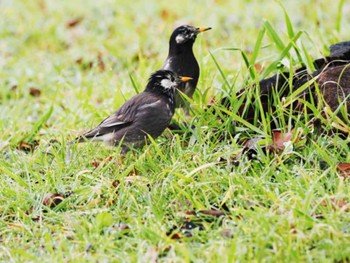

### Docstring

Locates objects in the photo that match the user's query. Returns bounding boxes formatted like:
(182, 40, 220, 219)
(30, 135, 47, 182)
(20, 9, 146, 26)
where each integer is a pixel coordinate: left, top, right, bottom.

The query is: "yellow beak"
(197, 27, 212, 33)
(180, 76, 193, 82)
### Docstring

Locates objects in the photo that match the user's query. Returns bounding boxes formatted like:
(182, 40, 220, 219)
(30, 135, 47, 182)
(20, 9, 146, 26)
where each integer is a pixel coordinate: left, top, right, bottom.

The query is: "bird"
(69, 70, 192, 153)
(162, 25, 211, 109)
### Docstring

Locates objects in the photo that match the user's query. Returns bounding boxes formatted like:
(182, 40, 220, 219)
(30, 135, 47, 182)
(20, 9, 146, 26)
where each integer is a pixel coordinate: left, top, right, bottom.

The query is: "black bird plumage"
(70, 70, 192, 152)
(162, 25, 211, 109)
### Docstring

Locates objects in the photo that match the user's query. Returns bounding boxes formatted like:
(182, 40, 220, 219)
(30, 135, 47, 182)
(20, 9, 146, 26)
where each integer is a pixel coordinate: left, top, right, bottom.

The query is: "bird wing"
(82, 92, 161, 139)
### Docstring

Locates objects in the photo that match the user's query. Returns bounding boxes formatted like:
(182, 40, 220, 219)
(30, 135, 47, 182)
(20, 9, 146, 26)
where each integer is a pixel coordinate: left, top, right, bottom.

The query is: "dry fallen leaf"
(268, 128, 303, 153)
(169, 232, 181, 240)
(75, 58, 93, 70)
(198, 209, 225, 217)
(208, 97, 217, 105)
(91, 156, 117, 168)
(75, 58, 83, 64)
(254, 63, 264, 72)
(42, 191, 73, 209)
(29, 87, 41, 97)
(91, 160, 100, 168)
(270, 129, 293, 151)
(97, 52, 106, 71)
(66, 17, 83, 28)
(17, 141, 39, 152)
(321, 197, 349, 212)
(289, 223, 297, 234)
(42, 193, 65, 208)
(337, 163, 350, 179)
(162, 245, 172, 253)
(112, 180, 120, 188)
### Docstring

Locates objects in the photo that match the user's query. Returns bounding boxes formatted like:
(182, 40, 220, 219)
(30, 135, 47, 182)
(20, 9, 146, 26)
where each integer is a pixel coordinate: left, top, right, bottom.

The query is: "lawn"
(1, 0, 350, 262)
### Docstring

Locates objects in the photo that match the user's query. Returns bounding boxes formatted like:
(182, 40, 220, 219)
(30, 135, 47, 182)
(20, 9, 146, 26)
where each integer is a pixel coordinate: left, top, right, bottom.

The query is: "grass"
(1, 0, 350, 262)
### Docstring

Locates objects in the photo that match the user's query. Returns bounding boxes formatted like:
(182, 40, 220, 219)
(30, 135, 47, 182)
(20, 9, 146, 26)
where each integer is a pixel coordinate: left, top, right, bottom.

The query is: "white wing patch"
(138, 99, 162, 110)
(101, 119, 126, 128)
(93, 133, 116, 144)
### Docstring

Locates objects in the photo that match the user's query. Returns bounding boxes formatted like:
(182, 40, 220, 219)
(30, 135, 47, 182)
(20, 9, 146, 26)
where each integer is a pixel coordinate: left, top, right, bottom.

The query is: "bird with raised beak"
(162, 25, 212, 110)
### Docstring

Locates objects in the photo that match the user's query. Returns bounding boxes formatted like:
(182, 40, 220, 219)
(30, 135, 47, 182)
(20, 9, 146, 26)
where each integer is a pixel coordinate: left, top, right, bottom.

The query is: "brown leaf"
(29, 87, 41, 97)
(184, 210, 196, 216)
(42, 193, 65, 208)
(169, 232, 181, 240)
(66, 17, 83, 28)
(337, 163, 350, 179)
(75, 58, 94, 70)
(254, 63, 264, 72)
(91, 156, 118, 168)
(91, 160, 100, 168)
(128, 168, 139, 176)
(271, 129, 293, 151)
(267, 128, 303, 152)
(17, 141, 39, 152)
(321, 197, 349, 211)
(208, 97, 217, 105)
(75, 58, 83, 64)
(112, 180, 120, 188)
(97, 52, 106, 72)
(198, 209, 225, 217)
(289, 223, 297, 234)
(162, 245, 172, 252)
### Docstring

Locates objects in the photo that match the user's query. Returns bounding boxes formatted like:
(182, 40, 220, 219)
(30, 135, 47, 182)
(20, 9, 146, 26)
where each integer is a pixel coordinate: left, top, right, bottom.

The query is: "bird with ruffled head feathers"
(69, 69, 192, 153)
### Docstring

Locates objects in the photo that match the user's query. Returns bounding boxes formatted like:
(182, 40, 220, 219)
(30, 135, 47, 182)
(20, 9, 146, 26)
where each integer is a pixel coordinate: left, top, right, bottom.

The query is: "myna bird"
(69, 70, 192, 152)
(162, 25, 211, 109)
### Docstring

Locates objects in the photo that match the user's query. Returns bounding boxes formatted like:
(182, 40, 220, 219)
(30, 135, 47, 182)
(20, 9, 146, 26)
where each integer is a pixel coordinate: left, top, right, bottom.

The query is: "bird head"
(146, 70, 192, 94)
(170, 25, 212, 46)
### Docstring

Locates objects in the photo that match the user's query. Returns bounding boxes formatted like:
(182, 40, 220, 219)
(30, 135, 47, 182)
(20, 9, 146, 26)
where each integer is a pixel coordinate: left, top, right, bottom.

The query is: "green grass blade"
(209, 50, 232, 91)
(277, 1, 295, 38)
(264, 20, 285, 51)
(336, 0, 345, 32)
(250, 27, 266, 66)
(128, 72, 140, 94)
(261, 31, 303, 79)
(20, 105, 54, 144)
